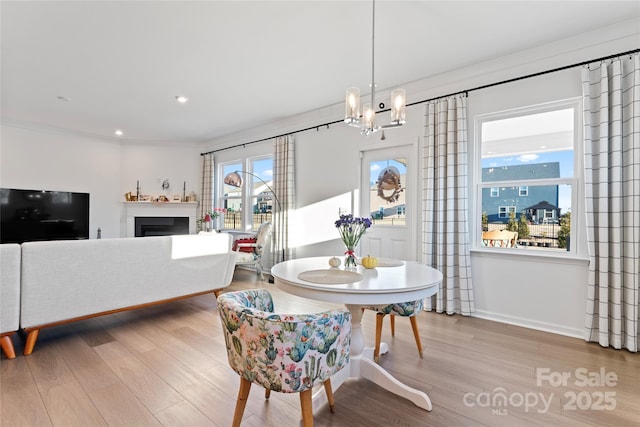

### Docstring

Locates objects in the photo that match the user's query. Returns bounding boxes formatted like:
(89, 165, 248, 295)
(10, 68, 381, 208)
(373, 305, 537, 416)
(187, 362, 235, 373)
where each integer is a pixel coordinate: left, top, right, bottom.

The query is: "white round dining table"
(271, 256, 442, 412)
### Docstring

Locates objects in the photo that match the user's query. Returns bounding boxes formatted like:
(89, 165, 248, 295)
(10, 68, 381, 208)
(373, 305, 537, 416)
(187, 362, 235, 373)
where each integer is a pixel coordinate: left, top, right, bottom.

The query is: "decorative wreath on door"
(376, 166, 403, 203)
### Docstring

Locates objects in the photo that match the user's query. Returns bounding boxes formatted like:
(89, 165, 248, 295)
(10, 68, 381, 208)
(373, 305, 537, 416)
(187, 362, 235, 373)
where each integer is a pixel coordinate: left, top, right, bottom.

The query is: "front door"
(360, 144, 417, 261)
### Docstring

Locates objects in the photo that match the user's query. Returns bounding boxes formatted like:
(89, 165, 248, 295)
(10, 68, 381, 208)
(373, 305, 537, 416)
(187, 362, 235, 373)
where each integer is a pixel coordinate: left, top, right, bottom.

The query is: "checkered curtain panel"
(200, 153, 215, 221)
(273, 135, 295, 263)
(422, 95, 474, 315)
(582, 54, 639, 352)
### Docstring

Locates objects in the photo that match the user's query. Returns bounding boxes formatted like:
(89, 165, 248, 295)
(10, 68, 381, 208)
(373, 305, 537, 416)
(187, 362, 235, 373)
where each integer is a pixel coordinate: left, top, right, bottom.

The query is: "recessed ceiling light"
(175, 95, 188, 104)
(114, 130, 124, 137)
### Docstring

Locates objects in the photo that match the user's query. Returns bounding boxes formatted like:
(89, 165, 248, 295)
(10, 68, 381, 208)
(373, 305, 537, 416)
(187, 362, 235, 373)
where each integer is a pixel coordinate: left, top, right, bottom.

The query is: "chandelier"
(344, 0, 406, 136)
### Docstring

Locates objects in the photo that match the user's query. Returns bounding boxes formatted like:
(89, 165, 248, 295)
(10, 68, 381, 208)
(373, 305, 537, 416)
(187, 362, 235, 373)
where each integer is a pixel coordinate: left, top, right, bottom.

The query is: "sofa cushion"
(0, 244, 21, 334)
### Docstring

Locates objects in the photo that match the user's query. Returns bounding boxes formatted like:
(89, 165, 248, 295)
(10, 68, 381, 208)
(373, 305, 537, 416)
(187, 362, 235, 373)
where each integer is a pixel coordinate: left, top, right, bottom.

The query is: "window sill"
(470, 247, 590, 266)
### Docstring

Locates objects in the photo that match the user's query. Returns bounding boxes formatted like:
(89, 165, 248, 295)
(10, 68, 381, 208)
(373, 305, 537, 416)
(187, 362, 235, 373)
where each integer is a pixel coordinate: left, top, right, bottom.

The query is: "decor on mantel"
(335, 214, 372, 269)
(124, 180, 196, 203)
(344, 0, 406, 136)
(124, 194, 197, 203)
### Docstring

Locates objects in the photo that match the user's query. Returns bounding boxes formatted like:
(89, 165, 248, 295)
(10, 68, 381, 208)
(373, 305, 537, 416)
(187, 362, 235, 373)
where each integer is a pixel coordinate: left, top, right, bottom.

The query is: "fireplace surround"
(135, 216, 189, 237)
(123, 202, 198, 237)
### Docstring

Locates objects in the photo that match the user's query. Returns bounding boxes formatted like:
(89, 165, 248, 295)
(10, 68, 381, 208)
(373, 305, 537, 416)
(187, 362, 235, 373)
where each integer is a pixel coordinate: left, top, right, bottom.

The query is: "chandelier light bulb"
(362, 103, 375, 129)
(344, 87, 361, 125)
(390, 88, 406, 125)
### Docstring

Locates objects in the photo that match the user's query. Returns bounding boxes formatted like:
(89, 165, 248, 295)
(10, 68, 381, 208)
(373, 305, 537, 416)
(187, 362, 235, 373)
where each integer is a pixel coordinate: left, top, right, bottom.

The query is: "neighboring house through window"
(477, 99, 579, 253)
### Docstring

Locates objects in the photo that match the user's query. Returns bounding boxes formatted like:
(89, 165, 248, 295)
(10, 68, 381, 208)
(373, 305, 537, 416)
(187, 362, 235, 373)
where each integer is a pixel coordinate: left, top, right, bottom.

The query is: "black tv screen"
(0, 188, 90, 244)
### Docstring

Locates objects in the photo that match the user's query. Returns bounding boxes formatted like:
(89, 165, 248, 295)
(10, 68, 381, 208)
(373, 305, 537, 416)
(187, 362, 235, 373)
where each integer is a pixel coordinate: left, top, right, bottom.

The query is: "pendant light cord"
(370, 0, 376, 110)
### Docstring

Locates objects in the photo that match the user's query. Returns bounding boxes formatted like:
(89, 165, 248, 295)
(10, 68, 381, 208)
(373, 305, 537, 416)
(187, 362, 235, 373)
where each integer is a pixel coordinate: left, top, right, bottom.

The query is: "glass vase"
(344, 247, 357, 269)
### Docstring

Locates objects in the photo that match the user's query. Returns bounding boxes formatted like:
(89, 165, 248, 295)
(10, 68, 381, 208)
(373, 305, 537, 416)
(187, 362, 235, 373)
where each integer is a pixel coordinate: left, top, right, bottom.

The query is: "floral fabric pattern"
(367, 299, 424, 316)
(217, 289, 351, 393)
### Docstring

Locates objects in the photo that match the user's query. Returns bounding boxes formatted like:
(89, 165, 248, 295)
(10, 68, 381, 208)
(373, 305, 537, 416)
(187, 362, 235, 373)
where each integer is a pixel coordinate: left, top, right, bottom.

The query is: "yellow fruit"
(361, 255, 378, 269)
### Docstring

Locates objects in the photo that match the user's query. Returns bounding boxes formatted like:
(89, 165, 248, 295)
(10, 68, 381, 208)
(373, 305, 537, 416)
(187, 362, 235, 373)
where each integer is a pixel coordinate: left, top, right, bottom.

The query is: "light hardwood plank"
(93, 341, 184, 413)
(42, 380, 107, 426)
(2, 268, 638, 427)
(0, 356, 53, 426)
(53, 334, 120, 393)
(89, 382, 162, 426)
(155, 400, 216, 427)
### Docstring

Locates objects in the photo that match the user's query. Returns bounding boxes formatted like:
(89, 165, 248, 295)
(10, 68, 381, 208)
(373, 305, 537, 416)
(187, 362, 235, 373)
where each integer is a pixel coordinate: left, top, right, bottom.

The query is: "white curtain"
(422, 96, 474, 315)
(273, 135, 295, 263)
(200, 153, 215, 221)
(582, 53, 639, 352)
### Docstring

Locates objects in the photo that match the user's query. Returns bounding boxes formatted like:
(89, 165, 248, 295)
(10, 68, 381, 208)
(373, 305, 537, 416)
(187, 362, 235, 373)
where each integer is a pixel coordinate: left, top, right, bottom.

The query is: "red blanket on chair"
(233, 238, 256, 253)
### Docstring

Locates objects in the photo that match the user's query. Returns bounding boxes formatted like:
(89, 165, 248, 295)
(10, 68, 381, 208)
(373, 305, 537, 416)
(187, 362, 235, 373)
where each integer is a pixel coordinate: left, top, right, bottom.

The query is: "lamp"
(224, 170, 284, 282)
(344, 0, 406, 136)
(223, 170, 282, 215)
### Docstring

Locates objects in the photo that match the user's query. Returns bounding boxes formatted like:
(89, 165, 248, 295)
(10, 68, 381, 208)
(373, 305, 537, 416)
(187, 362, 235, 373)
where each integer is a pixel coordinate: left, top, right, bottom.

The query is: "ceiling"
(2, 1, 639, 144)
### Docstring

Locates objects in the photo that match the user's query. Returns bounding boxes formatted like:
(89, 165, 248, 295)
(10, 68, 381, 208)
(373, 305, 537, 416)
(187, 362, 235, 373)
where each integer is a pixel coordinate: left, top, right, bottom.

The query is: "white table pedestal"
(310, 304, 432, 412)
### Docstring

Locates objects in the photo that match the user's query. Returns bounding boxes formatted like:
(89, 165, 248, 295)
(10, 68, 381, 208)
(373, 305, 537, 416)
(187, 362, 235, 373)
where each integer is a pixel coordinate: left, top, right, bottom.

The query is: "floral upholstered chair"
(366, 299, 424, 363)
(217, 289, 351, 427)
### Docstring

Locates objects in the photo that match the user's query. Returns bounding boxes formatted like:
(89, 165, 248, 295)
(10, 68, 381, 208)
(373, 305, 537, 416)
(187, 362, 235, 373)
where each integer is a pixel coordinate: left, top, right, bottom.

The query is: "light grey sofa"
(20, 233, 236, 355)
(1, 244, 21, 359)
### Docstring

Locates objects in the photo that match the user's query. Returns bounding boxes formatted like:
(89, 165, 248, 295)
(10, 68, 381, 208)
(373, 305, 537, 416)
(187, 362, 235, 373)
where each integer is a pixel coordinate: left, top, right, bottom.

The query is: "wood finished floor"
(1, 269, 638, 426)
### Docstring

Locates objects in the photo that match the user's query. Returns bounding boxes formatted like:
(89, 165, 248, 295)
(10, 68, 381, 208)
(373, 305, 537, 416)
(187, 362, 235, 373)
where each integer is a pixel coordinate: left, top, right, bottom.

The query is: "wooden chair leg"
(299, 389, 314, 427)
(374, 313, 385, 363)
(0, 335, 16, 359)
(232, 377, 252, 427)
(323, 379, 335, 413)
(264, 388, 271, 399)
(390, 314, 396, 336)
(409, 316, 424, 358)
(23, 329, 40, 356)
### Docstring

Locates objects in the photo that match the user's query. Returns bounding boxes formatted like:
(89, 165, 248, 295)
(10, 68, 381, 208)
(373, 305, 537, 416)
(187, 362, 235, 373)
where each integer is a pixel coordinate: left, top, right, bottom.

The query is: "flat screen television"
(0, 188, 90, 244)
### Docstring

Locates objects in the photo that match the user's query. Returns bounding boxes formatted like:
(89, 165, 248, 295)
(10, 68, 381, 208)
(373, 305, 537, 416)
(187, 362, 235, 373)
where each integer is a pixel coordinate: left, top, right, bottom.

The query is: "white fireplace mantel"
(123, 202, 199, 237)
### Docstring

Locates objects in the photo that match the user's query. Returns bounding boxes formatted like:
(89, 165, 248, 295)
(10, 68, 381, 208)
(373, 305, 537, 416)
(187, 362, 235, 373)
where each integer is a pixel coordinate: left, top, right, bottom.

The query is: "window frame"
(474, 98, 581, 256)
(218, 154, 274, 232)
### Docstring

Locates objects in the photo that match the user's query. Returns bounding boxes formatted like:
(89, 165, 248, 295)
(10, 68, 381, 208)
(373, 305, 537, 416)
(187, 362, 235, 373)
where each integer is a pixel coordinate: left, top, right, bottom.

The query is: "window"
(477, 99, 578, 253)
(220, 156, 274, 231)
(367, 157, 407, 227)
(498, 206, 515, 219)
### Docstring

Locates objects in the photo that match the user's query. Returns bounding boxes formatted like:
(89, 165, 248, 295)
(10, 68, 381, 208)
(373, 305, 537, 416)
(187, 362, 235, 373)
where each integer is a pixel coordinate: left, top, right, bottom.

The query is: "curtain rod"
(202, 47, 639, 156)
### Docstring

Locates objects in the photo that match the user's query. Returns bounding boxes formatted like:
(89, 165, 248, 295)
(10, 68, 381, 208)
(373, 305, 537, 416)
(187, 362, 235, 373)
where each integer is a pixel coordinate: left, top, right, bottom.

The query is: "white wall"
(119, 142, 201, 236)
(0, 126, 123, 238)
(0, 126, 200, 238)
(2, 20, 636, 337)
(199, 23, 638, 338)
(466, 67, 590, 337)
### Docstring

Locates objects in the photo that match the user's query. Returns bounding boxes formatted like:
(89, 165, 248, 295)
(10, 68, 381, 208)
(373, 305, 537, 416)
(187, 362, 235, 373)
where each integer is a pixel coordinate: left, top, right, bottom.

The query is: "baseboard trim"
(472, 309, 584, 339)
